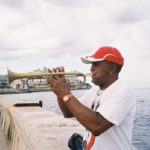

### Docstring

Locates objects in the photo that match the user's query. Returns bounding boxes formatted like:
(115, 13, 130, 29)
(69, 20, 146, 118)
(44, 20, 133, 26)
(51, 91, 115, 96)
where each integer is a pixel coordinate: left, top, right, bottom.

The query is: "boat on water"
(0, 83, 92, 94)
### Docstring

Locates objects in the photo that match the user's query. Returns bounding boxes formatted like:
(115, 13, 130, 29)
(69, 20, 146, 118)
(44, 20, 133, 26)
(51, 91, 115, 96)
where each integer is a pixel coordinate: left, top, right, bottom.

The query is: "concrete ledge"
(0, 125, 10, 150)
(0, 98, 84, 150)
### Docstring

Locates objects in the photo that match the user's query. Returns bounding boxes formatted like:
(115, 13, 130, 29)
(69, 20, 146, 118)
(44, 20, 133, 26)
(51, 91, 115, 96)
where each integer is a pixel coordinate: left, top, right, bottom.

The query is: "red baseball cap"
(81, 46, 124, 65)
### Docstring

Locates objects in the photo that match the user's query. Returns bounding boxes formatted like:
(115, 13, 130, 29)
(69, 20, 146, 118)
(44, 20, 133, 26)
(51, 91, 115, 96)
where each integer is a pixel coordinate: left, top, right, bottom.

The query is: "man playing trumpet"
(48, 46, 136, 150)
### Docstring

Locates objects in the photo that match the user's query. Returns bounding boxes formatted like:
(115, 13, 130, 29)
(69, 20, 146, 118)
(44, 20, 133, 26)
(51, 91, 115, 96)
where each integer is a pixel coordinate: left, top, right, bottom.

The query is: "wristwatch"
(63, 93, 73, 102)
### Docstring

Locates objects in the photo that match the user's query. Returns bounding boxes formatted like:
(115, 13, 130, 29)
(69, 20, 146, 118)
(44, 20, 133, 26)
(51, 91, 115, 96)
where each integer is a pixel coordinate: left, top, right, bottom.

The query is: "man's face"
(90, 61, 113, 87)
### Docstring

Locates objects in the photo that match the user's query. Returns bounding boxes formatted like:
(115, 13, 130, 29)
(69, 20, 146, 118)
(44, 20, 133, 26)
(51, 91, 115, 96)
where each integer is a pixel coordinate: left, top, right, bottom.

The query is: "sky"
(0, 0, 150, 87)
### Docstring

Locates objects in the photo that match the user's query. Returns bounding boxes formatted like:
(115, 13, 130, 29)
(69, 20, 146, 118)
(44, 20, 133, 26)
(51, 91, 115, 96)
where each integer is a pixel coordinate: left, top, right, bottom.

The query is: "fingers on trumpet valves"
(47, 67, 66, 85)
(48, 66, 65, 78)
(55, 67, 65, 77)
(60, 66, 65, 72)
(48, 66, 64, 72)
(55, 67, 61, 72)
(48, 68, 53, 73)
(48, 68, 57, 73)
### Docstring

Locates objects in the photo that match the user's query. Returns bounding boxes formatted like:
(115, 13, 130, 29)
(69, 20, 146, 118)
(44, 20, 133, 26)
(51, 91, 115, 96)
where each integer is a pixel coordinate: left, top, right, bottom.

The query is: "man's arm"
(65, 95, 113, 136)
(57, 96, 74, 118)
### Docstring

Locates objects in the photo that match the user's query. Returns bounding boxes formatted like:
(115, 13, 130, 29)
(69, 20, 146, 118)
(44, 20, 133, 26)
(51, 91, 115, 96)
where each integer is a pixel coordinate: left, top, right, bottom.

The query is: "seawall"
(0, 98, 84, 150)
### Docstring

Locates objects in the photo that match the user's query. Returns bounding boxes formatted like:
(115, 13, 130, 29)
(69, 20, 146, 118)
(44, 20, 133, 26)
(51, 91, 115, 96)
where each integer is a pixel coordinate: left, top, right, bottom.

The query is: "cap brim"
(81, 56, 103, 64)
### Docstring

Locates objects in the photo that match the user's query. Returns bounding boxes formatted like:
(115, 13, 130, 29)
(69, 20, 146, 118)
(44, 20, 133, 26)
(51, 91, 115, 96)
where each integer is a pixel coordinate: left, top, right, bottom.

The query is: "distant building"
(0, 75, 10, 88)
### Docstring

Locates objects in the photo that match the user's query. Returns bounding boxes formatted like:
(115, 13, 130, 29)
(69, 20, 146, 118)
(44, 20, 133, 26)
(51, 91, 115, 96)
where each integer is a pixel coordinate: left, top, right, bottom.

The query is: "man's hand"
(47, 66, 71, 98)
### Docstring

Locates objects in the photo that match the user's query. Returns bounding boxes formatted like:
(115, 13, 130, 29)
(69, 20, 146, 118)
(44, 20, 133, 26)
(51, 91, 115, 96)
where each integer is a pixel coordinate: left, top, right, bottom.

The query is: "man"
(48, 46, 136, 150)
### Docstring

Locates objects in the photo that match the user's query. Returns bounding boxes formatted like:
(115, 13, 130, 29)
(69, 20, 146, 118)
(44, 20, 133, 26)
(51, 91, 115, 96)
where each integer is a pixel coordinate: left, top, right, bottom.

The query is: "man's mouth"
(91, 73, 96, 79)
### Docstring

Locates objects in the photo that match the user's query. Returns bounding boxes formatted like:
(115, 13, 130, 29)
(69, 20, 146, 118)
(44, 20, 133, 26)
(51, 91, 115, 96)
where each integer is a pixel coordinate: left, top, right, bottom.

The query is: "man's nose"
(90, 65, 94, 72)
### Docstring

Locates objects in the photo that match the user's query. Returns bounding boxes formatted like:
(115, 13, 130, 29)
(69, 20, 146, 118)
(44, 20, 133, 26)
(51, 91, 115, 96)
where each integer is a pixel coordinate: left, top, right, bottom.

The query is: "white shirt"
(79, 80, 136, 150)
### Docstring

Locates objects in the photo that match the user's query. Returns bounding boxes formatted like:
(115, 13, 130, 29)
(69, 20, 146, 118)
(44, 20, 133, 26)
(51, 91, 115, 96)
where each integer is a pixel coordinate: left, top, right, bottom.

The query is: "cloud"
(45, 0, 98, 8)
(111, 0, 149, 24)
(0, 0, 150, 86)
(0, 0, 24, 9)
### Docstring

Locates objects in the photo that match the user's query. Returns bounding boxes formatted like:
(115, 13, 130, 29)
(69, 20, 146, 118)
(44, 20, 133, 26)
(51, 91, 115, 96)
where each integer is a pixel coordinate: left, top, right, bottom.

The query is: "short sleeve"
(97, 89, 136, 125)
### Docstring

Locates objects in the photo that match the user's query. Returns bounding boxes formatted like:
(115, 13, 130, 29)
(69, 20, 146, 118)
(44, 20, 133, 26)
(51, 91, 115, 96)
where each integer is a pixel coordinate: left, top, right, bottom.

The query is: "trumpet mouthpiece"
(85, 73, 92, 77)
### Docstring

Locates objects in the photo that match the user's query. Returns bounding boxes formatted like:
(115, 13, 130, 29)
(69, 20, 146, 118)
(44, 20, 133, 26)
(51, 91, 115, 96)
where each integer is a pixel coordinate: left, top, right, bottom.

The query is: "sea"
(0, 88, 150, 150)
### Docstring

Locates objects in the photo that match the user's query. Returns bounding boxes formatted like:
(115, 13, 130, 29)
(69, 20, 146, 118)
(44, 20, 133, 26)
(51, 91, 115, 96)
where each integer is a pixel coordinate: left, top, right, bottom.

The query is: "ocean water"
(0, 88, 150, 150)
(132, 88, 150, 150)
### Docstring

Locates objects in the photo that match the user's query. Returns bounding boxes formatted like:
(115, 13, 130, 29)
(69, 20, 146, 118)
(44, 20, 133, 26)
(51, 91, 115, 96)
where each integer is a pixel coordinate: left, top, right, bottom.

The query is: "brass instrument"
(7, 68, 88, 88)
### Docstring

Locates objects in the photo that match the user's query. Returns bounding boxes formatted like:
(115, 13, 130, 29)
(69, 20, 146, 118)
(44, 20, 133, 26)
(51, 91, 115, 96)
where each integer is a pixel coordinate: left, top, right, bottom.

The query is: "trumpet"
(7, 68, 90, 88)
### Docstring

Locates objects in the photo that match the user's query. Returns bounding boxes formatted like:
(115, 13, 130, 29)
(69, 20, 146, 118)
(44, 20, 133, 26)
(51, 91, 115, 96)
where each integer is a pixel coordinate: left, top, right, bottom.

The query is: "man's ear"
(109, 63, 117, 75)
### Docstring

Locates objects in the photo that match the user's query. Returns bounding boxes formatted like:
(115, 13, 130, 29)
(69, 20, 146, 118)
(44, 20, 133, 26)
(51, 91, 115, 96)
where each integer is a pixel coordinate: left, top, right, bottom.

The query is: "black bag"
(68, 133, 83, 150)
